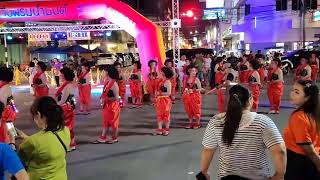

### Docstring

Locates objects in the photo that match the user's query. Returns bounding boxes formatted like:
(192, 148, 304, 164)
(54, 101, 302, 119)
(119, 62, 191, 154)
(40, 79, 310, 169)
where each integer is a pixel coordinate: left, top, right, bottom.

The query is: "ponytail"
(222, 85, 251, 146)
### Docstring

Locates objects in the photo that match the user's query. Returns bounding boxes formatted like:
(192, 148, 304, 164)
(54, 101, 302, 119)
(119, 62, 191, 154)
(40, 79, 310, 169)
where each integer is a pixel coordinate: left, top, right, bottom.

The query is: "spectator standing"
(17, 97, 70, 180)
(194, 54, 205, 83)
(284, 80, 320, 179)
(200, 85, 286, 180)
(204, 54, 212, 88)
(53, 59, 62, 87)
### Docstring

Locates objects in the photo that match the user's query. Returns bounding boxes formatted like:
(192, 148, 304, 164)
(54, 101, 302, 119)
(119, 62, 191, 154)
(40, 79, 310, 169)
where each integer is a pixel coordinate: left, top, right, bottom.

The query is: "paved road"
(10, 79, 317, 180)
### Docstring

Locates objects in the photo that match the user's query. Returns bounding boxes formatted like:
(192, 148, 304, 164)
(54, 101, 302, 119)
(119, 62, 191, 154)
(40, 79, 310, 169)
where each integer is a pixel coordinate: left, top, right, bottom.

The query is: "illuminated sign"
(203, 9, 226, 20)
(67, 31, 90, 40)
(28, 33, 51, 41)
(0, 4, 67, 18)
(314, 11, 320, 21)
(206, 0, 224, 8)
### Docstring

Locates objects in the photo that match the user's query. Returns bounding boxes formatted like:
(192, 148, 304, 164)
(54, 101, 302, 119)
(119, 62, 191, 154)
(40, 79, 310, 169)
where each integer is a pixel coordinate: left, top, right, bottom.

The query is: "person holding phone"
(0, 101, 29, 180)
(17, 97, 70, 180)
(0, 67, 16, 143)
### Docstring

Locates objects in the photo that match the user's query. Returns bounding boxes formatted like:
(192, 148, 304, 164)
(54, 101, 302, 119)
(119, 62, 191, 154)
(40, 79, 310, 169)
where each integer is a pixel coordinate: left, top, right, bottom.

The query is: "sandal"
(92, 136, 108, 144)
(193, 124, 201, 129)
(185, 123, 192, 129)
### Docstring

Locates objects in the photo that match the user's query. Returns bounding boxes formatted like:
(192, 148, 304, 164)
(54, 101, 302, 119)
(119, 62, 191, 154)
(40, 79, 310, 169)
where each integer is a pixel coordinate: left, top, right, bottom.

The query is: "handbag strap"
(52, 131, 68, 153)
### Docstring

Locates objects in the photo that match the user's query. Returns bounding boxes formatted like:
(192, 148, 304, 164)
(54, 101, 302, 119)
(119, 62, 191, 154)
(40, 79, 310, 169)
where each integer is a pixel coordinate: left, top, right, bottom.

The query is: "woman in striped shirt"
(199, 85, 286, 180)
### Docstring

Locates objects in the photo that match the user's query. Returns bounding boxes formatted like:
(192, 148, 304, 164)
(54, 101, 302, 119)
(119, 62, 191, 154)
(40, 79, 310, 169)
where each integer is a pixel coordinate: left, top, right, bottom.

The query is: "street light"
(186, 10, 194, 18)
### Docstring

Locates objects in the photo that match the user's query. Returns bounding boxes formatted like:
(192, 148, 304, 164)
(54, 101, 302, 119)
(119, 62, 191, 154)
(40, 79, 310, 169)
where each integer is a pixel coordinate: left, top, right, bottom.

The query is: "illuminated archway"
(0, 0, 165, 80)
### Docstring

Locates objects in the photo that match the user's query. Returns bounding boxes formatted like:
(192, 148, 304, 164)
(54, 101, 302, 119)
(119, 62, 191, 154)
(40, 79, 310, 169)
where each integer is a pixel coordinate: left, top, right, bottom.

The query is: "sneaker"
(153, 129, 163, 136)
(92, 136, 107, 144)
(268, 110, 276, 114)
(69, 146, 76, 152)
(185, 123, 192, 129)
(162, 129, 170, 136)
(107, 138, 119, 144)
(193, 123, 201, 129)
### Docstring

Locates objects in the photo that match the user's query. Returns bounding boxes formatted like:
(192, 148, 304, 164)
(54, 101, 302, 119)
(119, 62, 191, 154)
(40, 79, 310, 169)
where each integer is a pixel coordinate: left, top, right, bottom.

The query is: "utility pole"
(300, 0, 306, 49)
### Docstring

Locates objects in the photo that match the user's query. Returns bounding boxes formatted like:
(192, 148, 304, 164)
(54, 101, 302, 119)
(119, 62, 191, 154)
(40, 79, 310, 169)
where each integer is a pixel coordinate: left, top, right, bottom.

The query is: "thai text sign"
(67, 31, 91, 40)
(28, 33, 51, 41)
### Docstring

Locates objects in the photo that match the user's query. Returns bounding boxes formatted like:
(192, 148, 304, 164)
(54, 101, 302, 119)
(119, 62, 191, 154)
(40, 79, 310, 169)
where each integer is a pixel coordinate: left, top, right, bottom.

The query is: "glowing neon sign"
(67, 31, 90, 40)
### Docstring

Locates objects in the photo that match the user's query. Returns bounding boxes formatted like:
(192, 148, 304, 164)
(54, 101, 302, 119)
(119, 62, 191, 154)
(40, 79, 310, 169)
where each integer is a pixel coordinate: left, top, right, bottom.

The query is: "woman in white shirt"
(199, 85, 286, 180)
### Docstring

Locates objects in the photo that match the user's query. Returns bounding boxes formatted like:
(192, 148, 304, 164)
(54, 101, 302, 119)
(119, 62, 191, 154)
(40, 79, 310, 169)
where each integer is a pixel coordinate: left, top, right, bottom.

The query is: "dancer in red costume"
(78, 62, 91, 114)
(182, 65, 202, 129)
(94, 66, 120, 144)
(146, 60, 159, 104)
(32, 61, 49, 97)
(248, 59, 262, 112)
(256, 55, 266, 86)
(238, 55, 250, 84)
(55, 67, 77, 151)
(129, 61, 143, 107)
(214, 57, 226, 113)
(114, 62, 126, 108)
(164, 59, 177, 103)
(0, 67, 16, 143)
(153, 67, 174, 136)
(267, 58, 284, 114)
(295, 57, 312, 81)
(310, 52, 319, 82)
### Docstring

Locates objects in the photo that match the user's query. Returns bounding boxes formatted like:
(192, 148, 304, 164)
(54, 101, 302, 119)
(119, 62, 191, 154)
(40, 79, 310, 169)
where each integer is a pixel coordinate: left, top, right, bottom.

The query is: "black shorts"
(285, 149, 320, 180)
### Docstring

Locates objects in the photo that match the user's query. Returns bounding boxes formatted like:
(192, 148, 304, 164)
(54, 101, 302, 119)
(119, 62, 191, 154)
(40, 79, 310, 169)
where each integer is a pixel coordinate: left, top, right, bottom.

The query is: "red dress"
(267, 68, 284, 111)
(33, 72, 49, 97)
(118, 75, 126, 99)
(55, 81, 76, 147)
(155, 79, 172, 122)
(146, 67, 159, 98)
(311, 63, 319, 81)
(101, 80, 121, 129)
(295, 64, 311, 81)
(215, 63, 225, 113)
(248, 70, 261, 111)
(78, 72, 91, 106)
(0, 83, 17, 143)
(182, 77, 202, 120)
(129, 69, 142, 100)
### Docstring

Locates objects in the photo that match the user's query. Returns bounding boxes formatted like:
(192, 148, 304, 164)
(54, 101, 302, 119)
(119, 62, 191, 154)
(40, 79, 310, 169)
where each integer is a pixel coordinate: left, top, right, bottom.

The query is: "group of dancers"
(0, 52, 318, 149)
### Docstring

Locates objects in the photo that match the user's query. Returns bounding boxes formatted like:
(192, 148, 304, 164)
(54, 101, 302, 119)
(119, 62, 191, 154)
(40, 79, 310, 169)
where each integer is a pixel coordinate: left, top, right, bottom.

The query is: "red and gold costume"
(170, 67, 177, 100)
(101, 80, 121, 130)
(311, 61, 319, 81)
(248, 70, 261, 111)
(78, 71, 91, 107)
(0, 82, 16, 143)
(118, 75, 126, 102)
(215, 63, 225, 113)
(295, 64, 311, 81)
(182, 77, 201, 120)
(146, 67, 158, 99)
(129, 69, 142, 101)
(258, 66, 265, 83)
(33, 71, 49, 97)
(267, 67, 284, 112)
(239, 61, 250, 84)
(155, 79, 172, 122)
(55, 81, 76, 148)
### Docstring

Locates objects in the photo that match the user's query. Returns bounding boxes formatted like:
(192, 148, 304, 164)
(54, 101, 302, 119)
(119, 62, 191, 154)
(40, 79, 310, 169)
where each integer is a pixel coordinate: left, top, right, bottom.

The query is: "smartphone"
(196, 172, 208, 180)
(6, 121, 17, 137)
